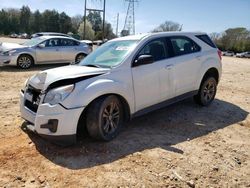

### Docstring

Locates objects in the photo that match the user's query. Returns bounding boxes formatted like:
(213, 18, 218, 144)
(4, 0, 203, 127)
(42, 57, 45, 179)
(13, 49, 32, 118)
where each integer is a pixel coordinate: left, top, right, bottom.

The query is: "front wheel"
(86, 95, 123, 141)
(194, 77, 217, 106)
(17, 55, 33, 69)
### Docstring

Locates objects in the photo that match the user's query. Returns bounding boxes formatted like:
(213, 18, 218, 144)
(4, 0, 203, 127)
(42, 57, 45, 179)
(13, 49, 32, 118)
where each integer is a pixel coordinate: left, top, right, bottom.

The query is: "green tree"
(59, 12, 72, 33)
(20, 6, 31, 33)
(95, 22, 116, 40)
(42, 10, 60, 32)
(87, 11, 102, 33)
(220, 28, 250, 52)
(30, 10, 42, 33)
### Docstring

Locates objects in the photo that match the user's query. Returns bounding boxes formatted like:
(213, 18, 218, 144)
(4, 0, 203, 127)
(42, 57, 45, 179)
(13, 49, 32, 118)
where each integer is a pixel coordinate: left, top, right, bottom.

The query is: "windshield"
(22, 38, 45, 46)
(79, 40, 138, 68)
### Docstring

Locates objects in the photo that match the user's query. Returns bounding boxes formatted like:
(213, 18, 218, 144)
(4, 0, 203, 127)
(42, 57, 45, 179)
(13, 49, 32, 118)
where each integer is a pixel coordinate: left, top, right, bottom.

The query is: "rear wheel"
(17, 55, 33, 69)
(194, 77, 217, 106)
(75, 53, 86, 64)
(86, 95, 123, 141)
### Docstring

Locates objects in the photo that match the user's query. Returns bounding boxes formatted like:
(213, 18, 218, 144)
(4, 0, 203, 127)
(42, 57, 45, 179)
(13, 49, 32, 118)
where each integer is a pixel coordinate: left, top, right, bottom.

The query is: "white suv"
(20, 32, 222, 145)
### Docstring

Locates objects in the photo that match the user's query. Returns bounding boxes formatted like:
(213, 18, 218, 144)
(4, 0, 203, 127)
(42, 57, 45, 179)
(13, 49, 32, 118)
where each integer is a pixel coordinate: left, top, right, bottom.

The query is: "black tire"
(75, 53, 86, 64)
(86, 95, 123, 141)
(194, 77, 217, 106)
(17, 54, 33, 69)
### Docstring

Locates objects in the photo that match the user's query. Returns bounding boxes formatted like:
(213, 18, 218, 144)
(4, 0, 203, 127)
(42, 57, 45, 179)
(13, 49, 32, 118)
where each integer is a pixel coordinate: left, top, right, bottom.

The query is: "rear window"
(196, 35, 217, 48)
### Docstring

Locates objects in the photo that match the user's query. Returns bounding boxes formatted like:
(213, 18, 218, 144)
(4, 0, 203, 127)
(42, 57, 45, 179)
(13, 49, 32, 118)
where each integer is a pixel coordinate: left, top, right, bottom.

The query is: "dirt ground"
(0, 37, 28, 44)
(0, 53, 250, 187)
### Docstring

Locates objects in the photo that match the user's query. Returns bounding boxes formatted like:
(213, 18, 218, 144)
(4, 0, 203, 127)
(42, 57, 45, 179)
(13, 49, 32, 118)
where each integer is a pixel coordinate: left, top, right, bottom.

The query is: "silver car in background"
(0, 36, 91, 69)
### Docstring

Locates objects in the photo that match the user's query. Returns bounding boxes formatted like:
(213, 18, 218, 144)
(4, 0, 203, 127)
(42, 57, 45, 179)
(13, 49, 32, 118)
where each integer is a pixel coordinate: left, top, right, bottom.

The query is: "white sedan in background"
(0, 36, 91, 69)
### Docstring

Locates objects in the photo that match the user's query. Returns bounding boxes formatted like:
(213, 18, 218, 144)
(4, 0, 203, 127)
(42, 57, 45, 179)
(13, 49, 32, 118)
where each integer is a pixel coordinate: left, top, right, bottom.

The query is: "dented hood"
(28, 65, 109, 90)
(0, 42, 25, 52)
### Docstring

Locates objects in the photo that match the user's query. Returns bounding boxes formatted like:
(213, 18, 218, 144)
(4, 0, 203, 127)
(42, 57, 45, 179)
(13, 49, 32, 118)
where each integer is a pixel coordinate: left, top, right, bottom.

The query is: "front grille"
(24, 85, 41, 113)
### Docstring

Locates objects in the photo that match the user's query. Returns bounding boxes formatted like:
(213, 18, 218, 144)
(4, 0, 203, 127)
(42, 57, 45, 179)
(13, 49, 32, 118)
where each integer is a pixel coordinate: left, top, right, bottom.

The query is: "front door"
(36, 38, 62, 63)
(132, 38, 173, 112)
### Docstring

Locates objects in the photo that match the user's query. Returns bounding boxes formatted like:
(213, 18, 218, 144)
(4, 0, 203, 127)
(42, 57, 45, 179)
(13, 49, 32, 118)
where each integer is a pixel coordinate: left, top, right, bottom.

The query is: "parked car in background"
(81, 40, 93, 52)
(222, 51, 234, 56)
(236, 52, 247, 58)
(10, 33, 18, 38)
(0, 36, 91, 69)
(31, 32, 71, 38)
(20, 32, 222, 145)
(242, 51, 250, 58)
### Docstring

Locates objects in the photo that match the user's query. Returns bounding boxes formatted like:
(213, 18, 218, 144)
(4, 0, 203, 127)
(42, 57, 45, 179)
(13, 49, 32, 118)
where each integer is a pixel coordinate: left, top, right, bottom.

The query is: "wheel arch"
(17, 53, 35, 65)
(76, 93, 131, 137)
(201, 67, 219, 84)
(75, 52, 88, 63)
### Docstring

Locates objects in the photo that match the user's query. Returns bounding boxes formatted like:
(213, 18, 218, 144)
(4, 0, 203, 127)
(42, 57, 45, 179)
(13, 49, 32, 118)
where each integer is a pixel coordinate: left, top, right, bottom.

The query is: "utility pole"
(83, 0, 87, 39)
(102, 0, 106, 41)
(116, 13, 119, 36)
(83, 0, 106, 41)
(121, 0, 138, 36)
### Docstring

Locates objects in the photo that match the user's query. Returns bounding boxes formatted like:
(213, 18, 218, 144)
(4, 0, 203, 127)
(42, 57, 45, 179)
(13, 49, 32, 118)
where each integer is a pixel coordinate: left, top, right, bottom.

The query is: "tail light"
(218, 50, 222, 61)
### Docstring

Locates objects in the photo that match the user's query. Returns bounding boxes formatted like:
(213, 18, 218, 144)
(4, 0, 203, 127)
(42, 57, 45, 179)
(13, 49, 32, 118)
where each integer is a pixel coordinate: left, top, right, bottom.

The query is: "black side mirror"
(133, 55, 154, 67)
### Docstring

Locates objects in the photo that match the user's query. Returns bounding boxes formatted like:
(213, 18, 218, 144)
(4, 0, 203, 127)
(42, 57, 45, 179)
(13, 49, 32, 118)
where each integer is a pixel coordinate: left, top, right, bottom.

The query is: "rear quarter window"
(196, 35, 217, 48)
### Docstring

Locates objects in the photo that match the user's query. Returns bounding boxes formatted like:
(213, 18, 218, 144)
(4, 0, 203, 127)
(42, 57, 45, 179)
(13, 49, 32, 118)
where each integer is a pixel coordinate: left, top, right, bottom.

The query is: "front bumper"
(0, 54, 18, 66)
(20, 90, 84, 146)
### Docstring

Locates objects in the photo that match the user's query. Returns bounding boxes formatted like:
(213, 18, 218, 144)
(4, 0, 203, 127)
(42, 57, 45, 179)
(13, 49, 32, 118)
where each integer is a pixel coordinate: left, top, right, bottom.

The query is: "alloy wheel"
(202, 80, 216, 103)
(102, 102, 120, 135)
(18, 56, 32, 69)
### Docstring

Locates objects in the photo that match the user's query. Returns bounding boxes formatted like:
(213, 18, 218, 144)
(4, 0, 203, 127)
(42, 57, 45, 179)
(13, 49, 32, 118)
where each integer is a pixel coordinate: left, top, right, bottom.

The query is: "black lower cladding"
(24, 85, 41, 112)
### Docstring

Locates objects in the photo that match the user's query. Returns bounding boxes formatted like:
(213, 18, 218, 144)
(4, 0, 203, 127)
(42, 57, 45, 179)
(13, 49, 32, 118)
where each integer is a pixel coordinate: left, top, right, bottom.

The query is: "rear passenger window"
(138, 39, 168, 61)
(60, 39, 80, 46)
(196, 35, 217, 48)
(170, 37, 200, 56)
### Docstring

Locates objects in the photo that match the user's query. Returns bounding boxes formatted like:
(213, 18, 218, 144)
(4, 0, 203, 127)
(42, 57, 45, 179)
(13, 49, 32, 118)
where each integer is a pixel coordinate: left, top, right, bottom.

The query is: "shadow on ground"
(21, 98, 248, 170)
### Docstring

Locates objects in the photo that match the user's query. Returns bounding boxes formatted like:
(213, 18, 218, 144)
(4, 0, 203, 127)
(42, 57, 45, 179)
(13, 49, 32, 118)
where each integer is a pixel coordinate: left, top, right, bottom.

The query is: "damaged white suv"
(20, 32, 222, 145)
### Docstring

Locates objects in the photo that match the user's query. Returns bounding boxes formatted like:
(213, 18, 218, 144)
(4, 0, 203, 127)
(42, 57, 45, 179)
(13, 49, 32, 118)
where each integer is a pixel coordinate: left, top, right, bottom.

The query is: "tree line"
(0, 6, 116, 40)
(152, 20, 250, 53)
(210, 28, 250, 53)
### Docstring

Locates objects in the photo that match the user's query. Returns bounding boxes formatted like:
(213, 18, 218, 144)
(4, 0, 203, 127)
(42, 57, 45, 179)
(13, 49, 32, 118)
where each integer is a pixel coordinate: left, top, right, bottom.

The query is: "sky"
(0, 0, 249, 35)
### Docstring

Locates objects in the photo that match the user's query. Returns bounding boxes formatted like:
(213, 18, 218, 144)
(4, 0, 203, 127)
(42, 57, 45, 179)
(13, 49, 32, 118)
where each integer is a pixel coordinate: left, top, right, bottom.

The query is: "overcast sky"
(0, 0, 249, 34)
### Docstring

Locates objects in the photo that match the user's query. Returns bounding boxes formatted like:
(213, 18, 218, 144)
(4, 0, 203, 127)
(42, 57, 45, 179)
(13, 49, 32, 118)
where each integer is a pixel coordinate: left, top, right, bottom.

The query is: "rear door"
(59, 39, 80, 63)
(168, 36, 202, 96)
(35, 38, 62, 63)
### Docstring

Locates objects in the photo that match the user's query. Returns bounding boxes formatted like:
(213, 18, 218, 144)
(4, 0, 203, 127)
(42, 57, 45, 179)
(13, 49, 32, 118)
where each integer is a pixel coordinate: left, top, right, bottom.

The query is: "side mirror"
(37, 43, 45, 48)
(133, 55, 154, 67)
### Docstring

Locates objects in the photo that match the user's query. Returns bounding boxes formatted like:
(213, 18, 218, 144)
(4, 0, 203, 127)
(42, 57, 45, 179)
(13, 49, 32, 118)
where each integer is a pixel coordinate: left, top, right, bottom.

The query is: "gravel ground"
(0, 43, 249, 187)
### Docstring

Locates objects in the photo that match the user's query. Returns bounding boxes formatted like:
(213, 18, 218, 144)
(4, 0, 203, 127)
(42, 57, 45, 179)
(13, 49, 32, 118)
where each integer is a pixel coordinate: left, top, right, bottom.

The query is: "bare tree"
(210, 32, 221, 41)
(152, 21, 182, 32)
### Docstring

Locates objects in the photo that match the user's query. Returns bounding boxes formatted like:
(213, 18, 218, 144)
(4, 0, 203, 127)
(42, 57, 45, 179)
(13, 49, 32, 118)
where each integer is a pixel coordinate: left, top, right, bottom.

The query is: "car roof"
(38, 36, 78, 40)
(111, 31, 207, 42)
(35, 32, 68, 35)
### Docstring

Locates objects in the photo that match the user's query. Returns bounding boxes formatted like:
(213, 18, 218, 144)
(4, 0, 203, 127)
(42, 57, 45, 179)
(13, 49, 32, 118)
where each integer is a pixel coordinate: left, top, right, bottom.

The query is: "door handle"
(56, 49, 59, 51)
(165, 64, 173, 70)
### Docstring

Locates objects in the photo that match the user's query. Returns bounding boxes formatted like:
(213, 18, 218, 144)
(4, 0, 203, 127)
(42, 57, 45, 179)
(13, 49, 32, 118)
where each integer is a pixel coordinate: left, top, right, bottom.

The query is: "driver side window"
(138, 39, 168, 62)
